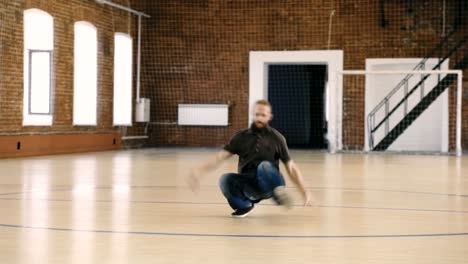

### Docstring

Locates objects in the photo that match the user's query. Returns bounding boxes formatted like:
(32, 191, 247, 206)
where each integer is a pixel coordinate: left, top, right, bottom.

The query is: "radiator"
(178, 104, 229, 126)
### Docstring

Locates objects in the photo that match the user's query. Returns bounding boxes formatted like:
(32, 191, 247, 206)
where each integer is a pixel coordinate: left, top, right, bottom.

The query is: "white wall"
(365, 59, 449, 152)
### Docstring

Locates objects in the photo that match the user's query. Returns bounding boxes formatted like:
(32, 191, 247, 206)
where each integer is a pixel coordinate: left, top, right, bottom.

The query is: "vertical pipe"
(368, 115, 374, 149)
(404, 81, 408, 115)
(456, 71, 462, 156)
(136, 15, 142, 103)
(442, 0, 446, 37)
(420, 64, 425, 99)
(327, 10, 335, 50)
(385, 100, 389, 135)
(371, 115, 375, 149)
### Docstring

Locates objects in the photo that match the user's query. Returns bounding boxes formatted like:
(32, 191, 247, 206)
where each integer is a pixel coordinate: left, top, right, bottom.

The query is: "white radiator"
(178, 104, 229, 126)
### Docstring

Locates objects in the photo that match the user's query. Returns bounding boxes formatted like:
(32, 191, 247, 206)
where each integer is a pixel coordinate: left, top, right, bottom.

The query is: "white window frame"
(73, 21, 98, 126)
(23, 8, 54, 126)
(28, 50, 53, 115)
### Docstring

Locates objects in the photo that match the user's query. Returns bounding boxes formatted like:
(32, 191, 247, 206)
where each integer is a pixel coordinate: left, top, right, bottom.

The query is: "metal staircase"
(368, 31, 468, 151)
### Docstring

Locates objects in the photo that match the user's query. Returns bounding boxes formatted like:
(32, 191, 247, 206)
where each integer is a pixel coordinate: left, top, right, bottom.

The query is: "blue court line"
(0, 223, 467, 238)
(0, 196, 467, 214)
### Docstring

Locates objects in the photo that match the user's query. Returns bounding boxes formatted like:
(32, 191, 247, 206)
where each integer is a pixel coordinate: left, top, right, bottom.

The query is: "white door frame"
(249, 50, 344, 153)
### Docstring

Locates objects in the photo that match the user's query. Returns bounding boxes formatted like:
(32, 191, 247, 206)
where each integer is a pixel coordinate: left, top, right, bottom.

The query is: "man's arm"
(188, 150, 233, 192)
(284, 160, 313, 206)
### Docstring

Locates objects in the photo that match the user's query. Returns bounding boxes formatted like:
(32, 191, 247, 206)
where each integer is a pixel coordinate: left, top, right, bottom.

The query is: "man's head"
(252, 100, 273, 129)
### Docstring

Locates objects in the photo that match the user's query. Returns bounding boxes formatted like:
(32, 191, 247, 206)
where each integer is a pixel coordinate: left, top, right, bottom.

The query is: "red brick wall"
(0, 0, 144, 156)
(133, 0, 467, 150)
(1, 0, 467, 154)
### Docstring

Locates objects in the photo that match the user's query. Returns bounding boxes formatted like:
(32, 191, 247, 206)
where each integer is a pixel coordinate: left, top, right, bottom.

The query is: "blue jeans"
(219, 161, 286, 210)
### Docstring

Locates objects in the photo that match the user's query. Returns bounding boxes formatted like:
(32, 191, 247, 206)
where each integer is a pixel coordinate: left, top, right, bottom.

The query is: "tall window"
(23, 9, 54, 126)
(113, 33, 133, 126)
(73, 21, 98, 126)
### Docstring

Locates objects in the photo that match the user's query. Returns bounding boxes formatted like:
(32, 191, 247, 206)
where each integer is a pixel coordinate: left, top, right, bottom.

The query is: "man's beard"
(250, 121, 267, 132)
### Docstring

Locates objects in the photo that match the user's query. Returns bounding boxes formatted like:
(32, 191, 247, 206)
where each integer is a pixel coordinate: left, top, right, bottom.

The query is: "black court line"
(0, 185, 466, 198)
(0, 188, 74, 197)
(0, 197, 467, 215)
(309, 186, 468, 198)
(0, 223, 467, 238)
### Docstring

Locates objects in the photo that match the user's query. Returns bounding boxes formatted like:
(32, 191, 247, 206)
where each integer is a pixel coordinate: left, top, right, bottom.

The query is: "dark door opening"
(268, 64, 328, 149)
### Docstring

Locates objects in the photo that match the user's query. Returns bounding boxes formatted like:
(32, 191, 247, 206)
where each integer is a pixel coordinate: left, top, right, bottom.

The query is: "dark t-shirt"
(223, 126, 291, 174)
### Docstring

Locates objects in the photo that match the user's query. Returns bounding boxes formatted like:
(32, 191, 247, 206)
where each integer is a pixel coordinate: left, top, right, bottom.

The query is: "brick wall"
(1, 0, 467, 154)
(0, 0, 144, 156)
(133, 0, 468, 150)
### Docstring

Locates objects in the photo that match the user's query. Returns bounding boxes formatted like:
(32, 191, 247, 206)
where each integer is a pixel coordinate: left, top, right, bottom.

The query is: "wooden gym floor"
(0, 148, 467, 263)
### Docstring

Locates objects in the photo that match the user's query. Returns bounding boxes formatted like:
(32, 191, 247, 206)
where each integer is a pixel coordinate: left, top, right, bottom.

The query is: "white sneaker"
(231, 205, 255, 218)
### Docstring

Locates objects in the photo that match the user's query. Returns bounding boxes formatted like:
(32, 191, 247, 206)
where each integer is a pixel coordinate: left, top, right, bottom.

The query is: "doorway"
(268, 64, 328, 149)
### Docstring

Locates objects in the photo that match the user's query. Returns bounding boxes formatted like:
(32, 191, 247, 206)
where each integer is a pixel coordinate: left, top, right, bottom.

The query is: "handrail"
(368, 32, 468, 149)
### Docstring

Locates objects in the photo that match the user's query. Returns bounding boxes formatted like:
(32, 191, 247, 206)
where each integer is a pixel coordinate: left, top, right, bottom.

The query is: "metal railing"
(368, 31, 468, 149)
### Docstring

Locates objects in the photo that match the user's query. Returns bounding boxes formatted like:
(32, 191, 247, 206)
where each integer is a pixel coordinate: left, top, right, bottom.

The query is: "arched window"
(113, 33, 133, 126)
(73, 21, 98, 126)
(23, 8, 54, 126)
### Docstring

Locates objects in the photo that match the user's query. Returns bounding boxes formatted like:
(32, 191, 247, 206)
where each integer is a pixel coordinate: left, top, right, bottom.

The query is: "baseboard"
(0, 133, 122, 158)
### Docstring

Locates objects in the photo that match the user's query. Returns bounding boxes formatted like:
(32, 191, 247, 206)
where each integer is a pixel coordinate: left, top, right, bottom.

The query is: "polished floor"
(0, 148, 467, 263)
